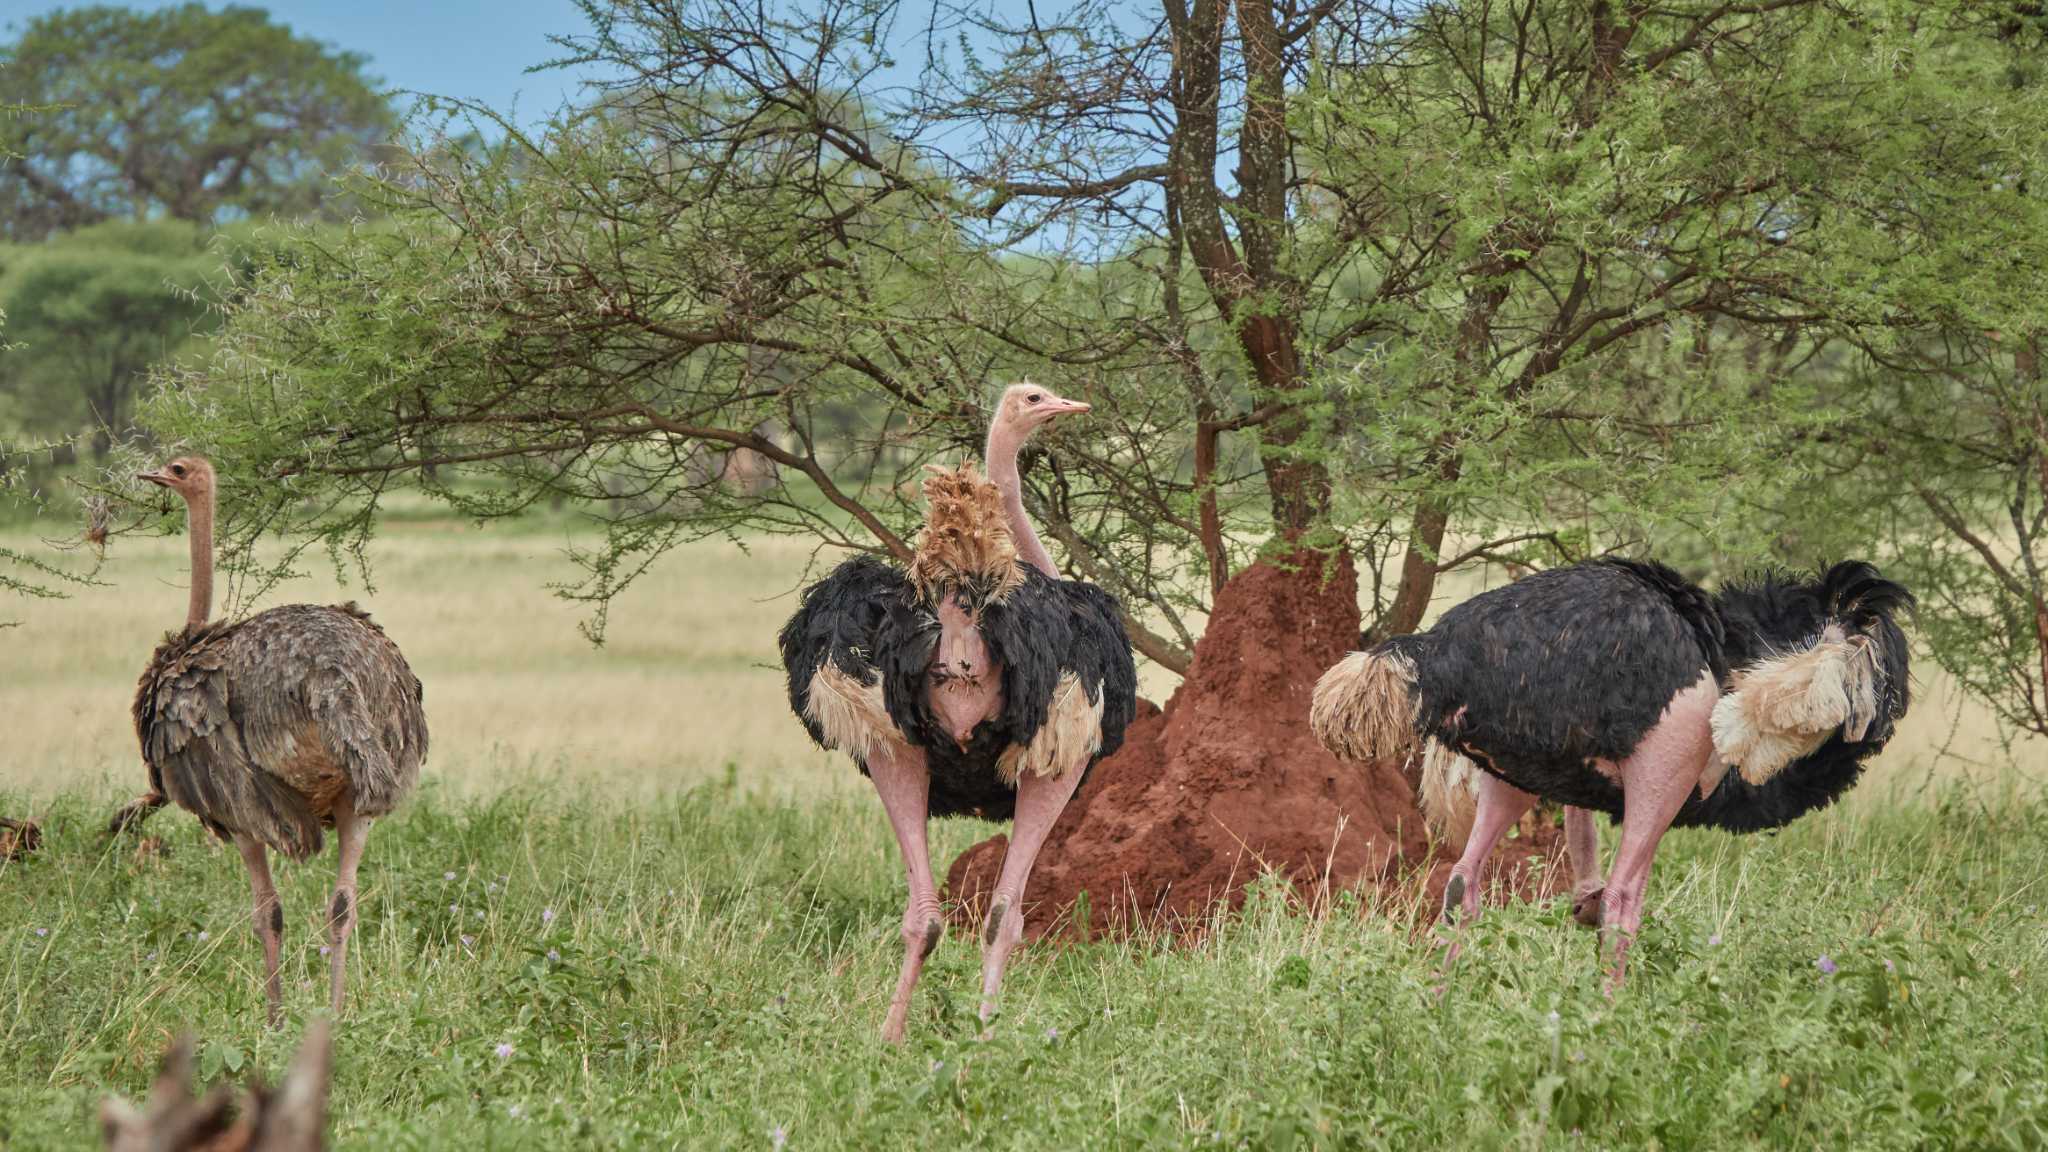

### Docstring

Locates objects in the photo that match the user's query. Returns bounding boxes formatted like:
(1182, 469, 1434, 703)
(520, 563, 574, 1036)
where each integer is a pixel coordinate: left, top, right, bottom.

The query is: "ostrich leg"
(978, 760, 1086, 1023)
(234, 834, 285, 1027)
(1564, 806, 1607, 929)
(866, 741, 940, 1045)
(1603, 675, 1718, 984)
(1441, 772, 1538, 926)
(326, 792, 373, 1015)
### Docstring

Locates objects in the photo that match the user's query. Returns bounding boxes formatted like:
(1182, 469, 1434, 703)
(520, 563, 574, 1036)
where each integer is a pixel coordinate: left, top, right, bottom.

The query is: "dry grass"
(0, 525, 2032, 804)
(0, 525, 858, 800)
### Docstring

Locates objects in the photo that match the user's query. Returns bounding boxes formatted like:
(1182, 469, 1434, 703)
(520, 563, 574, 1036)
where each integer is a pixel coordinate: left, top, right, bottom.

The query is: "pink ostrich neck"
(984, 418, 1057, 578)
(182, 484, 216, 631)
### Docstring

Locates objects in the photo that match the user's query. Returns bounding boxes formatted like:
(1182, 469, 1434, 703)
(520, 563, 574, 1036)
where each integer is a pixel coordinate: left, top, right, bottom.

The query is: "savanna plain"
(3, 521, 2046, 1150)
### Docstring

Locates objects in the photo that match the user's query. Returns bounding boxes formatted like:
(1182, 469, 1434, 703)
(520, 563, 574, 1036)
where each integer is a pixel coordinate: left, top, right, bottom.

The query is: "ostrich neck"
(183, 488, 215, 631)
(984, 421, 1057, 578)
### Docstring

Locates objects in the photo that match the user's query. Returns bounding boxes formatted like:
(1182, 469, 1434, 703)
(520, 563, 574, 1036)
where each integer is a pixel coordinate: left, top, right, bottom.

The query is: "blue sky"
(4, 0, 610, 131)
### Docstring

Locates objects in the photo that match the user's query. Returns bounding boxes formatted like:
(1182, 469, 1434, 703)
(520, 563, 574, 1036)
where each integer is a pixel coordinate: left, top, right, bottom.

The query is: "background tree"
(0, 3, 396, 241)
(139, 0, 2048, 731)
(0, 220, 220, 459)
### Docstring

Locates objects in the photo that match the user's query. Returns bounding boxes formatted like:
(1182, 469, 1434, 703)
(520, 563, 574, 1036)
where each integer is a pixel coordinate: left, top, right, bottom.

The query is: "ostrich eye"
(1027, 393, 1043, 404)
(169, 464, 186, 477)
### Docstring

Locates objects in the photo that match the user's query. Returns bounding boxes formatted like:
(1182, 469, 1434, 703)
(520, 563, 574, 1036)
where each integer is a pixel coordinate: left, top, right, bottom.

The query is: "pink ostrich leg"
(866, 741, 941, 1045)
(1602, 673, 1718, 983)
(1436, 771, 1537, 971)
(1442, 771, 1538, 925)
(1565, 806, 1607, 928)
(978, 759, 1087, 1022)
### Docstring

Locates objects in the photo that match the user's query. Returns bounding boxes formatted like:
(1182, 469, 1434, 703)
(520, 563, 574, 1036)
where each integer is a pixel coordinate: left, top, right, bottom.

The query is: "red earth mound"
(945, 552, 1566, 938)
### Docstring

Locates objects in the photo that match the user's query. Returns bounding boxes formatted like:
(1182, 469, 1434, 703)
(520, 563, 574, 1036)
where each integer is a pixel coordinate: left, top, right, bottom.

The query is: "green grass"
(4, 782, 2044, 1150)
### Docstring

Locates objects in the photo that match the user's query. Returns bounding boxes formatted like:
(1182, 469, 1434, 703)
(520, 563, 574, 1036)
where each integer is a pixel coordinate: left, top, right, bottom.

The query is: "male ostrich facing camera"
(130, 457, 427, 1024)
(780, 384, 1137, 1042)
(1312, 560, 1911, 978)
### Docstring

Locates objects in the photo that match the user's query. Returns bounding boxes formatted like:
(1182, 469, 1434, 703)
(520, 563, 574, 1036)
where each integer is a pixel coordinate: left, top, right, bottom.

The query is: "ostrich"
(1311, 559, 1911, 978)
(131, 457, 427, 1024)
(779, 384, 1137, 1042)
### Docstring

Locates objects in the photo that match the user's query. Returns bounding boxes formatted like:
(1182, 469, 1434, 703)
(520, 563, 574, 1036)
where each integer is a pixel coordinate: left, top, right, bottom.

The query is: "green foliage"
(1, 784, 2044, 1147)
(121, 0, 2048, 733)
(0, 3, 396, 241)
(0, 220, 225, 457)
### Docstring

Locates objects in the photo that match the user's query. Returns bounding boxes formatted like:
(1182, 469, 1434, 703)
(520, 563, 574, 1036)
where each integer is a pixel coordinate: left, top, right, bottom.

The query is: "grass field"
(3, 524, 2047, 1148)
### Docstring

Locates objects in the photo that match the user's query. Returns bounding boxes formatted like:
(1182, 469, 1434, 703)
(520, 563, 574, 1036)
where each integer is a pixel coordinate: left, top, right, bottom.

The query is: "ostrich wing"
(981, 570, 1137, 765)
(135, 623, 325, 859)
(133, 604, 426, 860)
(1050, 579, 1138, 761)
(779, 554, 919, 758)
(225, 603, 427, 819)
(1411, 560, 1723, 807)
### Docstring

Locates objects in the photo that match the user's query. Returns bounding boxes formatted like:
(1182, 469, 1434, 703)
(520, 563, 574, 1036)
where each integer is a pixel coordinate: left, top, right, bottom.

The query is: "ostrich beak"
(136, 470, 172, 488)
(1045, 398, 1092, 417)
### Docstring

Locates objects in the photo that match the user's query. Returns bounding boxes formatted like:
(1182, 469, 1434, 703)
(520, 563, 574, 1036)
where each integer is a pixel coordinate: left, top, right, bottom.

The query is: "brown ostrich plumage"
(909, 463, 1021, 606)
(127, 455, 426, 1025)
(133, 602, 426, 860)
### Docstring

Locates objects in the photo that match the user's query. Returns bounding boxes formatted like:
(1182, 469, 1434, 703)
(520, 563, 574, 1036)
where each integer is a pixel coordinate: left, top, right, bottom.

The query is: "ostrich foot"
(978, 896, 1023, 1023)
(1440, 873, 1467, 925)
(1571, 886, 1605, 929)
(880, 915, 942, 1045)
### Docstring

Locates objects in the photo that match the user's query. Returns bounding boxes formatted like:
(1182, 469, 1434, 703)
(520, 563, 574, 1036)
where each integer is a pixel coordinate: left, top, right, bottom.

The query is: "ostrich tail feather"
(1419, 739, 1480, 849)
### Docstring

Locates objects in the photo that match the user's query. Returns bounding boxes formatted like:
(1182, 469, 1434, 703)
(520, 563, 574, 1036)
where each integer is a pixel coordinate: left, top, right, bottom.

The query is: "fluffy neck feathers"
(910, 464, 1023, 605)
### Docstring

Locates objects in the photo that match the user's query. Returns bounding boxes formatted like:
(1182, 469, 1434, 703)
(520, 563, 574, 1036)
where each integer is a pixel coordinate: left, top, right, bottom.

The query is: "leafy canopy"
(0, 3, 395, 241)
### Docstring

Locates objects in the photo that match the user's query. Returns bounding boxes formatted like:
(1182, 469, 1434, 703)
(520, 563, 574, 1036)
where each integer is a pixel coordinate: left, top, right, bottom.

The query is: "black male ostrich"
(130, 457, 427, 1025)
(1312, 559, 1911, 977)
(780, 384, 1137, 1043)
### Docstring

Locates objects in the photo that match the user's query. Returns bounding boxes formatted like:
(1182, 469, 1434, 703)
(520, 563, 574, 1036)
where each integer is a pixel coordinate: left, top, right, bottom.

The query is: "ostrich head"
(136, 456, 216, 504)
(992, 383, 1090, 441)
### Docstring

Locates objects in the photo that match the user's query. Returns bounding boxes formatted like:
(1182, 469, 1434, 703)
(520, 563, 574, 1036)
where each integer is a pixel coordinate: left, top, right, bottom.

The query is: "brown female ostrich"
(780, 384, 1137, 1043)
(1312, 560, 1911, 980)
(130, 457, 427, 1024)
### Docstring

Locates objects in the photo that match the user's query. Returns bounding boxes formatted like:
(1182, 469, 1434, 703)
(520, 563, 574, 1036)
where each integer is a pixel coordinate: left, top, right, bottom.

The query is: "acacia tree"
(144, 0, 2040, 691)
(0, 4, 394, 241)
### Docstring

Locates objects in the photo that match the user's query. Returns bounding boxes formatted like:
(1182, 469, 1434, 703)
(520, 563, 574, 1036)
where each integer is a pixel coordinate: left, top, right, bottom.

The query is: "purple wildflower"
(461, 935, 476, 948)
(196, 930, 209, 943)
(546, 948, 561, 963)
(450, 904, 460, 915)
(541, 907, 556, 925)
(34, 927, 48, 938)
(320, 944, 331, 956)
(771, 1125, 788, 1151)
(1044, 1027, 1060, 1041)
(1883, 958, 1895, 973)
(1707, 934, 1721, 947)
(495, 1042, 515, 1060)
(1815, 955, 1838, 976)
(444, 871, 456, 881)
